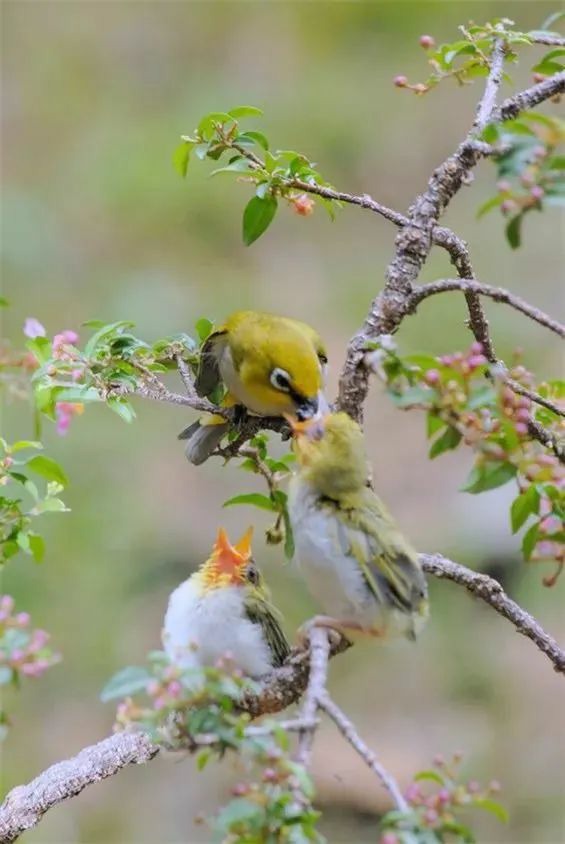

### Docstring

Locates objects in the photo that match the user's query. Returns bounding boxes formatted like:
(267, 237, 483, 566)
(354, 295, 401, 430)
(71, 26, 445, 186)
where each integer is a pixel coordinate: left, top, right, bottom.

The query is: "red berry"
(394, 75, 408, 88)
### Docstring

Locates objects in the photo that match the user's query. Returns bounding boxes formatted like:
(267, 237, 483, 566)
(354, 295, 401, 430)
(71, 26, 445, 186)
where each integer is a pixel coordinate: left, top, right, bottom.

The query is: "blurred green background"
(1, 2, 564, 842)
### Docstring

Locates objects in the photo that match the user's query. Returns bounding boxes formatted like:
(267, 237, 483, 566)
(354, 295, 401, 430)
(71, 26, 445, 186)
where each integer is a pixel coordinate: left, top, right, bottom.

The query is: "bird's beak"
(234, 526, 253, 558)
(295, 396, 319, 422)
(284, 413, 328, 441)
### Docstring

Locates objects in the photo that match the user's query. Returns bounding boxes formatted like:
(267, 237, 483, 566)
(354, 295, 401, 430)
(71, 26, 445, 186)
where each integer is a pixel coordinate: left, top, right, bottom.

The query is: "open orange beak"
(284, 413, 328, 441)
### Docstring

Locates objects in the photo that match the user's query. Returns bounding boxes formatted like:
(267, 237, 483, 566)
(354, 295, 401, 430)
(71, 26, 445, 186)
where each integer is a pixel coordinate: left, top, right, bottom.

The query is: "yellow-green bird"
(180, 310, 328, 464)
(287, 412, 428, 642)
(162, 527, 290, 677)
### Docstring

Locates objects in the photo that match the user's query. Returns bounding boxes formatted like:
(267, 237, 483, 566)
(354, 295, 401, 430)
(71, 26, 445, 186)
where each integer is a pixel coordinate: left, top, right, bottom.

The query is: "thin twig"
(174, 354, 198, 398)
(409, 279, 565, 338)
(527, 33, 565, 47)
(318, 692, 409, 813)
(506, 378, 565, 419)
(420, 554, 565, 674)
(294, 627, 331, 766)
(472, 39, 507, 133)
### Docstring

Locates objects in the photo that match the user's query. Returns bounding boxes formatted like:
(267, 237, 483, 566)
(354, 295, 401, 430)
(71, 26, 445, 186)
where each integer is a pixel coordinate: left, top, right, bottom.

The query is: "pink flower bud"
(146, 680, 161, 697)
(23, 318, 46, 339)
(530, 185, 545, 201)
(438, 788, 451, 804)
(0, 596, 14, 614)
(424, 808, 439, 825)
(425, 369, 440, 386)
(231, 782, 249, 797)
(263, 768, 278, 782)
(15, 612, 30, 628)
(29, 629, 49, 652)
(393, 75, 408, 88)
(419, 35, 435, 49)
(489, 780, 501, 793)
(515, 408, 530, 423)
(470, 342, 483, 354)
(467, 780, 480, 794)
(496, 180, 511, 194)
(515, 422, 529, 436)
(501, 199, 518, 215)
(10, 649, 25, 663)
(381, 834, 399, 844)
(433, 754, 445, 767)
(468, 354, 487, 369)
(20, 662, 43, 677)
(167, 680, 182, 698)
(538, 454, 557, 467)
(153, 696, 167, 710)
(405, 782, 422, 804)
(0, 611, 7, 623)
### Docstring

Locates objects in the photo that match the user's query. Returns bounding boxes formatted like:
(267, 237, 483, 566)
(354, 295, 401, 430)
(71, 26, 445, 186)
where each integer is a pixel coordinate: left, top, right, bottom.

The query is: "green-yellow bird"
(287, 412, 429, 642)
(180, 310, 328, 464)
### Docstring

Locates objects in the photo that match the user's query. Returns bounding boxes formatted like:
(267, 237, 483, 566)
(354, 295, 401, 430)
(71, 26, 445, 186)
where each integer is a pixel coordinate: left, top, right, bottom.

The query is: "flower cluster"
(379, 340, 564, 581)
(0, 595, 60, 685)
(380, 753, 506, 844)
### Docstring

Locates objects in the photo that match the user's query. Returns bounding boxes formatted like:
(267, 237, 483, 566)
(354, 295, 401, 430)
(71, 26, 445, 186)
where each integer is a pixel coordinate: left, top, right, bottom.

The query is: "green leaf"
(426, 413, 445, 439)
(474, 797, 509, 823)
(197, 111, 232, 137)
(539, 11, 565, 29)
(26, 455, 68, 487)
(467, 385, 496, 410)
(196, 749, 212, 771)
(33, 497, 68, 514)
(242, 195, 277, 246)
(28, 533, 45, 562)
(223, 493, 276, 512)
(84, 321, 135, 358)
(26, 337, 52, 365)
(481, 123, 499, 144)
(522, 521, 540, 560)
(227, 106, 263, 119)
(548, 156, 565, 170)
(107, 398, 136, 424)
(100, 666, 151, 702)
(462, 461, 517, 494)
(477, 194, 504, 219)
(195, 318, 214, 343)
(10, 441, 43, 453)
(216, 798, 265, 832)
(210, 159, 256, 177)
(237, 130, 269, 151)
(390, 386, 434, 409)
(0, 297, 8, 308)
(505, 214, 523, 250)
(0, 666, 13, 685)
(52, 386, 102, 403)
(414, 769, 445, 785)
(510, 486, 540, 533)
(172, 141, 193, 178)
(429, 426, 462, 459)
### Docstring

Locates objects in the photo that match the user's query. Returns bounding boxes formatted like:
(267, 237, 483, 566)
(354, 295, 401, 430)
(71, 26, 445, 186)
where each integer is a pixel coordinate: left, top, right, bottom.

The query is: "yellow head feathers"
(289, 412, 368, 496)
(198, 526, 257, 591)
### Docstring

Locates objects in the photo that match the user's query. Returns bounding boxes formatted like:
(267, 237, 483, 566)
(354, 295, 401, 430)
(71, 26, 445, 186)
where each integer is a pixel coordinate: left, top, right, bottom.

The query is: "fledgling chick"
(162, 527, 290, 678)
(179, 310, 328, 464)
(287, 412, 429, 642)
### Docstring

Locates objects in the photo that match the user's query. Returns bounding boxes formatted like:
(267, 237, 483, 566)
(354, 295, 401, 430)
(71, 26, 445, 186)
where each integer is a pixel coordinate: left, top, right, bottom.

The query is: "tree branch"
(420, 554, 565, 675)
(294, 626, 331, 766)
(409, 279, 565, 338)
(318, 692, 409, 812)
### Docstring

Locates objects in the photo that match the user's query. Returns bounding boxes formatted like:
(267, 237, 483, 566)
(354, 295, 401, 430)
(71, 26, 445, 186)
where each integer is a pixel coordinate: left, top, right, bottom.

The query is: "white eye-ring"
(270, 367, 291, 392)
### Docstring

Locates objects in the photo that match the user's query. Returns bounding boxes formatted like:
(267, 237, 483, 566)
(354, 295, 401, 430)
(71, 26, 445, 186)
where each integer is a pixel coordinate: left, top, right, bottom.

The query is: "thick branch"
(420, 554, 565, 674)
(318, 692, 408, 812)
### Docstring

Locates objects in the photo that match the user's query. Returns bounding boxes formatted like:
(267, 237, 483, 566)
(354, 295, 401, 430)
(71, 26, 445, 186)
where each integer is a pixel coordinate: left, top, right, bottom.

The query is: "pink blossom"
(0, 596, 14, 614)
(15, 612, 30, 628)
(23, 318, 46, 339)
(55, 402, 84, 436)
(29, 629, 49, 652)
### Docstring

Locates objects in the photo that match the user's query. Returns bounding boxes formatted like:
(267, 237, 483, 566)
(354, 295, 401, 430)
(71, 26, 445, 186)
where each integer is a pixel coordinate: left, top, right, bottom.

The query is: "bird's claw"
(296, 616, 346, 650)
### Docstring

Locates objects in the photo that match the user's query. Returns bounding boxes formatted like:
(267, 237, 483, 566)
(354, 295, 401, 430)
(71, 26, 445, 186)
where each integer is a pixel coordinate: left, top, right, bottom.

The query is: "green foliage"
(479, 113, 565, 248)
(175, 107, 338, 244)
(372, 339, 564, 580)
(379, 753, 507, 844)
(102, 652, 322, 841)
(0, 438, 68, 565)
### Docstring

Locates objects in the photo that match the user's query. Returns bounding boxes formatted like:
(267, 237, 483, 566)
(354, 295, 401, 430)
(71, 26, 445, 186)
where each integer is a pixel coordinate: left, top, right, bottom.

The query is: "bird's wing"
(330, 495, 427, 616)
(244, 597, 291, 668)
(194, 329, 229, 397)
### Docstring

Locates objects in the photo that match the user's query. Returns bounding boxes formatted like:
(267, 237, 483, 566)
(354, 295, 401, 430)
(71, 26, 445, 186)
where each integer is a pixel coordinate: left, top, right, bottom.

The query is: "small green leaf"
(510, 486, 540, 533)
(505, 214, 523, 250)
(52, 386, 102, 403)
(474, 797, 509, 823)
(228, 106, 263, 119)
(28, 533, 45, 562)
(477, 194, 504, 219)
(242, 195, 277, 246)
(0, 297, 9, 308)
(467, 385, 496, 410)
(462, 461, 517, 494)
(10, 441, 43, 453)
(216, 798, 265, 832)
(481, 123, 499, 144)
(223, 493, 276, 511)
(390, 386, 434, 409)
(426, 413, 445, 439)
(414, 770, 445, 785)
(196, 749, 212, 771)
(107, 398, 136, 424)
(100, 666, 151, 702)
(237, 130, 269, 151)
(84, 321, 135, 358)
(429, 426, 461, 459)
(26, 337, 52, 365)
(172, 141, 193, 178)
(195, 318, 214, 343)
(522, 521, 540, 560)
(26, 455, 68, 487)
(210, 159, 256, 177)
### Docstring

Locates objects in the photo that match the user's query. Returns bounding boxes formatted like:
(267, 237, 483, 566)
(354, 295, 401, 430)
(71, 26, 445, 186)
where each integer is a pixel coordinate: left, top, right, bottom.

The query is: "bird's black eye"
(318, 353, 328, 366)
(270, 367, 291, 392)
(246, 562, 260, 586)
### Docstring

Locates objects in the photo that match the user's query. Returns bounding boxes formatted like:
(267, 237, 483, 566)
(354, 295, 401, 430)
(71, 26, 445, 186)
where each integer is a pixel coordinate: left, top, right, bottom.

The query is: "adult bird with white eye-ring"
(179, 310, 329, 465)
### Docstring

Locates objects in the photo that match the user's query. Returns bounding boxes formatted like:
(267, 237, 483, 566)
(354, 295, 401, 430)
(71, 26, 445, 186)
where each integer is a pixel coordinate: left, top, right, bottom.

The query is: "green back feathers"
(244, 592, 291, 668)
